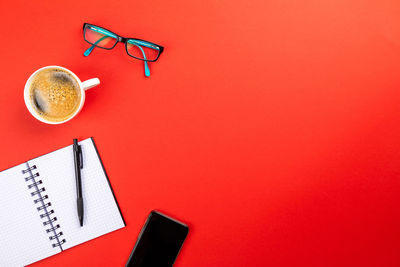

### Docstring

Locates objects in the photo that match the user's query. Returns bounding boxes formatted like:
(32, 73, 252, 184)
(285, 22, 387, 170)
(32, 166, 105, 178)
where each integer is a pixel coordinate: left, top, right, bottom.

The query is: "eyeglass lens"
(126, 39, 160, 61)
(85, 25, 118, 49)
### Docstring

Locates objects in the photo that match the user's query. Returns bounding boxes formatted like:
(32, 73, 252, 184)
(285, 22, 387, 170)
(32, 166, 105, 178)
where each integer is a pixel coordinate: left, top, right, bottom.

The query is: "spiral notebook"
(0, 138, 125, 266)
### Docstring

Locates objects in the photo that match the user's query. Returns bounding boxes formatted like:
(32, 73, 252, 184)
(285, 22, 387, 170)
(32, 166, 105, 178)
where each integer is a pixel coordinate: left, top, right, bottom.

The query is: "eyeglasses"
(82, 23, 164, 77)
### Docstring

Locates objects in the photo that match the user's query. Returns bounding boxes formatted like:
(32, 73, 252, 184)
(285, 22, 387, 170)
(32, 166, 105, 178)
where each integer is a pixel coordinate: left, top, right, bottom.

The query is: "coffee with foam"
(28, 68, 81, 122)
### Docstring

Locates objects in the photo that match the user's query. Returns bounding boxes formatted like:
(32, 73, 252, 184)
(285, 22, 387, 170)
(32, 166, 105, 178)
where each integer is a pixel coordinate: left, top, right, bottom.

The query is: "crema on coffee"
(28, 68, 81, 122)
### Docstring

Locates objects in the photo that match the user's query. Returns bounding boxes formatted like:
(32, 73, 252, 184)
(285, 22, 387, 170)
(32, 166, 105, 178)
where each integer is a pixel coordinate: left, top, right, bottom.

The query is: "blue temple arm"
(84, 35, 109, 56)
(128, 39, 160, 50)
(127, 39, 160, 77)
(132, 43, 150, 77)
(84, 26, 118, 56)
(87, 26, 118, 38)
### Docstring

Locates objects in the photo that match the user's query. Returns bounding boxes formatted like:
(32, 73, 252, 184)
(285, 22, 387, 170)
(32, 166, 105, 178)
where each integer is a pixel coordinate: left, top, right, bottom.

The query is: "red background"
(0, 0, 399, 266)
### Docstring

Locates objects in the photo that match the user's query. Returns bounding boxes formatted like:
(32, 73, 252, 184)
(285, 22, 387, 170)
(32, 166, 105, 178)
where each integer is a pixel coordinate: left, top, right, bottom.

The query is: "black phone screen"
(126, 211, 189, 267)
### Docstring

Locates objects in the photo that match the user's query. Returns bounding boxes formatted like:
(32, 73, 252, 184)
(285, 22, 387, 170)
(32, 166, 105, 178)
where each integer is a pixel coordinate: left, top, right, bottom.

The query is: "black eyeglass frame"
(83, 23, 164, 62)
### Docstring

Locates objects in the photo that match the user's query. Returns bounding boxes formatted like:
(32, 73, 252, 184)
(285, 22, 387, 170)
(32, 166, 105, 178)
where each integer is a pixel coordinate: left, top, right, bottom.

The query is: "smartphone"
(126, 211, 189, 267)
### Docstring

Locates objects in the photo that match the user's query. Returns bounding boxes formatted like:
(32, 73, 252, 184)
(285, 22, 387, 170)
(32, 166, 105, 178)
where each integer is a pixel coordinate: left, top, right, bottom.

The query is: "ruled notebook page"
(28, 138, 125, 252)
(0, 164, 58, 267)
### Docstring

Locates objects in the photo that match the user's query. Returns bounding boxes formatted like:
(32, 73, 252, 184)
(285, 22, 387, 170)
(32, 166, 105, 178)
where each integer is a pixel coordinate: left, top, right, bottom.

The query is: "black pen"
(73, 139, 84, 227)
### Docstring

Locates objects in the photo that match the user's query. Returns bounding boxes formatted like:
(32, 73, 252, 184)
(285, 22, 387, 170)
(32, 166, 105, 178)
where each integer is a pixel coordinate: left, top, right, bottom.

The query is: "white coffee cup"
(24, 66, 100, 124)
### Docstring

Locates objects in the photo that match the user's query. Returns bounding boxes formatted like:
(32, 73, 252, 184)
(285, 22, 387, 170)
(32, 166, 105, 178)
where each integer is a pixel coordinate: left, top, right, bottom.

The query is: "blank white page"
(0, 163, 58, 267)
(28, 138, 125, 252)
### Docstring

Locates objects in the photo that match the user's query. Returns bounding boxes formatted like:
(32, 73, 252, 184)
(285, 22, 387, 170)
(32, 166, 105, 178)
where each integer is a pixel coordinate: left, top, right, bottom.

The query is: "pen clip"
(78, 145, 83, 169)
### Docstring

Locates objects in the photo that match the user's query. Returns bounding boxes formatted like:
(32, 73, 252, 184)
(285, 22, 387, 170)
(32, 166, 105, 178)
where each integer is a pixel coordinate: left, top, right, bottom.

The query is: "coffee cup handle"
(82, 78, 100, 90)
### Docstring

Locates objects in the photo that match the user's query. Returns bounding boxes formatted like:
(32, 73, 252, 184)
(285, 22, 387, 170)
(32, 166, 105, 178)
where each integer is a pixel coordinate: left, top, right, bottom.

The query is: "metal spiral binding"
(22, 164, 66, 249)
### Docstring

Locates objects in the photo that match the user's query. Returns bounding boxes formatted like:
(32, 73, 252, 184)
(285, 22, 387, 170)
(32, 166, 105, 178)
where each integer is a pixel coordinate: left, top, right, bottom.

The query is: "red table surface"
(0, 0, 399, 266)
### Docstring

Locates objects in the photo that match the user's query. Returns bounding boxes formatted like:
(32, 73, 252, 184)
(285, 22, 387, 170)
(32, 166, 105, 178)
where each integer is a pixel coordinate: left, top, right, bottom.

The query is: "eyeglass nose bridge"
(118, 36, 127, 43)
